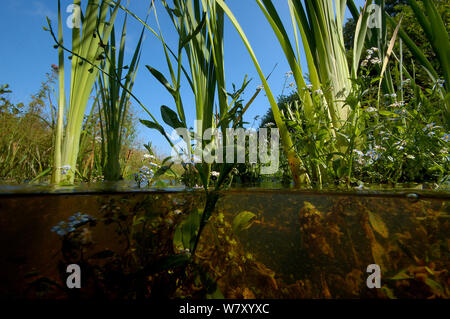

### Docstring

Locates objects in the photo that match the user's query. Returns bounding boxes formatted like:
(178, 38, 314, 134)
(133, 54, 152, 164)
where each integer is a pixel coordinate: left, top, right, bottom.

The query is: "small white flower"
(370, 57, 382, 65)
(390, 101, 405, 108)
(361, 60, 369, 67)
(394, 140, 407, 150)
(211, 171, 220, 177)
(313, 89, 323, 95)
(366, 107, 377, 112)
(264, 122, 275, 128)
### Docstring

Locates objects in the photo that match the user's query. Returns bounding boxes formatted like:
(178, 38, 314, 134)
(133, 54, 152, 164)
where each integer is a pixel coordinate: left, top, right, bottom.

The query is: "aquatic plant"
(96, 9, 147, 181)
(387, 0, 450, 124)
(51, 212, 94, 236)
(214, 0, 377, 185)
(46, 0, 121, 184)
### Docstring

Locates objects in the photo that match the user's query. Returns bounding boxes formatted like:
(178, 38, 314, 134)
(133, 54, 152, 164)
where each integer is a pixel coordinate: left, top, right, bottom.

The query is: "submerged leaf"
(368, 211, 389, 238)
(232, 211, 257, 233)
(387, 269, 413, 281)
(173, 209, 202, 251)
(371, 240, 386, 269)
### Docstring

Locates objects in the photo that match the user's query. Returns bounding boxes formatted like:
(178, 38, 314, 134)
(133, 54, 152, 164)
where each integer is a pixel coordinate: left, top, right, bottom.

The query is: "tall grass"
(388, 0, 450, 125)
(97, 12, 146, 181)
(215, 0, 372, 185)
(48, 0, 121, 184)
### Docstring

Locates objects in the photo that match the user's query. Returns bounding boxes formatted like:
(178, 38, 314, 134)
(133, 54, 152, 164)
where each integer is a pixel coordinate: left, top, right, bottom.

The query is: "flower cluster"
(143, 153, 156, 160)
(433, 79, 445, 90)
(366, 149, 381, 161)
(134, 165, 156, 185)
(313, 89, 323, 96)
(390, 101, 405, 108)
(384, 93, 397, 99)
(60, 165, 71, 175)
(394, 140, 407, 151)
(440, 148, 449, 162)
(441, 133, 450, 143)
(51, 212, 93, 236)
(210, 170, 220, 181)
(353, 146, 385, 166)
(423, 123, 442, 137)
(378, 131, 390, 141)
(361, 47, 381, 67)
(393, 108, 408, 117)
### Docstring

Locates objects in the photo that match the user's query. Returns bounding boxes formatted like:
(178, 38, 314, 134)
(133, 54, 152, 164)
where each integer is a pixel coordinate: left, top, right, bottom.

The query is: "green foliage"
(97, 12, 146, 181)
(232, 211, 256, 233)
(0, 78, 54, 183)
(47, 0, 121, 184)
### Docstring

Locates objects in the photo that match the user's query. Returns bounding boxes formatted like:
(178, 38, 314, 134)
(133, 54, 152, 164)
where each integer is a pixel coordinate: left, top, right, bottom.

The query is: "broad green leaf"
(232, 211, 257, 233)
(173, 209, 202, 252)
(161, 105, 184, 130)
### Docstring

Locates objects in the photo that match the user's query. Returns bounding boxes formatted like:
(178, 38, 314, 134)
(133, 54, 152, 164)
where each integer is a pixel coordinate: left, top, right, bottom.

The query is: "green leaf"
(161, 105, 184, 130)
(424, 278, 444, 296)
(379, 110, 400, 118)
(153, 163, 174, 179)
(146, 65, 177, 96)
(140, 119, 165, 135)
(180, 13, 207, 48)
(232, 211, 257, 233)
(387, 269, 413, 281)
(173, 209, 202, 252)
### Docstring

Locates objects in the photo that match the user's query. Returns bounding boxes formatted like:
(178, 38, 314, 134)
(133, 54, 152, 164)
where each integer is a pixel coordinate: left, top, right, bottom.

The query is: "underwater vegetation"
(0, 0, 449, 301)
(1, 190, 448, 299)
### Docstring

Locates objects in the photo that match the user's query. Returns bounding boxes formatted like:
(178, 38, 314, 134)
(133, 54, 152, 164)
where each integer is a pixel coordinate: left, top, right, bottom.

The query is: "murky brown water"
(0, 187, 449, 299)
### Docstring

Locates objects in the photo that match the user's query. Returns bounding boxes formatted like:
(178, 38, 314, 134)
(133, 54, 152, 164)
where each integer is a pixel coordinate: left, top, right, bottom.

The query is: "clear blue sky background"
(0, 0, 364, 156)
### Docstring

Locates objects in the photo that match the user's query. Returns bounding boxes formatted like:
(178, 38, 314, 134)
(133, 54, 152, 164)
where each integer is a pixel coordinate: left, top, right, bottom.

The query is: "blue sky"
(0, 0, 363, 156)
